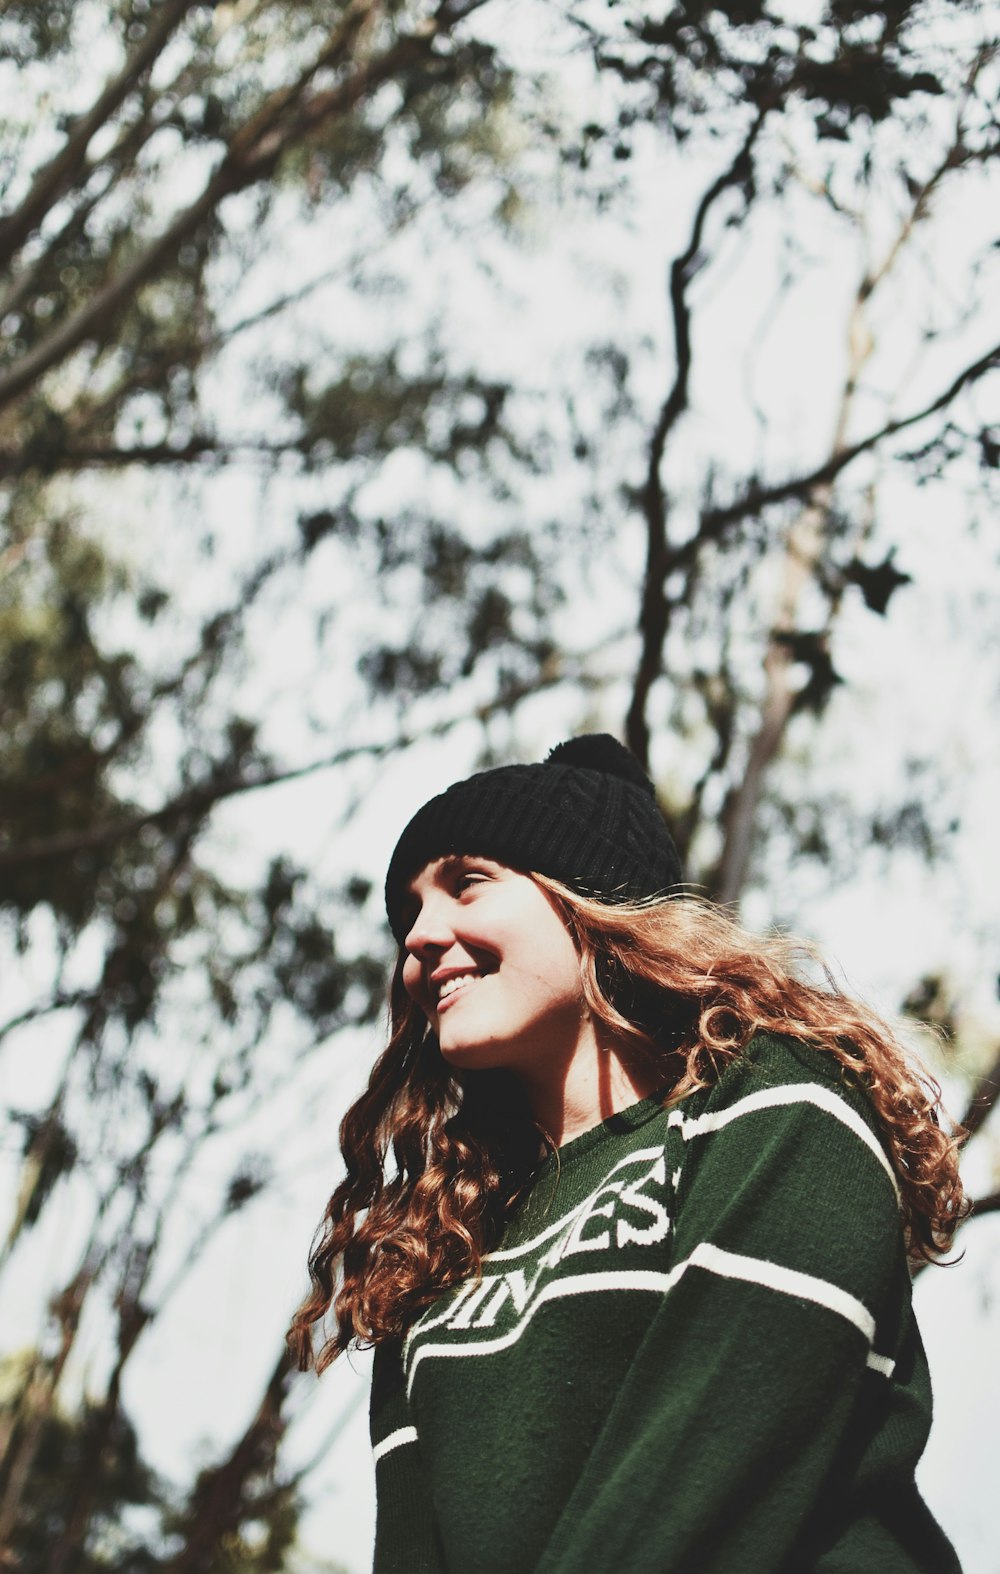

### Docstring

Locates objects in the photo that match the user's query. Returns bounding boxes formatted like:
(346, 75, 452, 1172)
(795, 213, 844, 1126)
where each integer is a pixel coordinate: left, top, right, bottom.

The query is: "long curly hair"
(287, 881, 967, 1373)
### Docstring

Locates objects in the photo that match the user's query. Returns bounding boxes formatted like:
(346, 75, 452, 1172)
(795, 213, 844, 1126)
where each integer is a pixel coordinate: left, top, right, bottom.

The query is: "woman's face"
(400, 855, 591, 1075)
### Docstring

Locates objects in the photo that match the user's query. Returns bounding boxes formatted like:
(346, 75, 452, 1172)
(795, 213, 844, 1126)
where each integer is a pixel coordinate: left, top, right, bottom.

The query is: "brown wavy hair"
(288, 882, 967, 1373)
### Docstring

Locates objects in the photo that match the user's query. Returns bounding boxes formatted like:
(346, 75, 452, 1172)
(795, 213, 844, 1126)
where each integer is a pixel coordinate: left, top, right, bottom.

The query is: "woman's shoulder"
(688, 1031, 880, 1133)
(673, 1032, 901, 1223)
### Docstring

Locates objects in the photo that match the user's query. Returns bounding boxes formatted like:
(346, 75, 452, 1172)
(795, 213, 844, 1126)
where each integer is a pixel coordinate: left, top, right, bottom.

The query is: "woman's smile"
(435, 970, 483, 1008)
(401, 855, 592, 1073)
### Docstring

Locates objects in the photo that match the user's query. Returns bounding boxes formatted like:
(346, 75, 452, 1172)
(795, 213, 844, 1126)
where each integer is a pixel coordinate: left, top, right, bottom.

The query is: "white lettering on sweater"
(417, 1148, 673, 1337)
(616, 1155, 671, 1246)
(403, 1080, 901, 1395)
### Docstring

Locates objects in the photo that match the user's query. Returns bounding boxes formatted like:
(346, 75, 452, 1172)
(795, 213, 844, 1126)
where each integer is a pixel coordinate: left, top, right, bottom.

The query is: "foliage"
(0, 1350, 164, 1570)
(1, 0, 999, 1567)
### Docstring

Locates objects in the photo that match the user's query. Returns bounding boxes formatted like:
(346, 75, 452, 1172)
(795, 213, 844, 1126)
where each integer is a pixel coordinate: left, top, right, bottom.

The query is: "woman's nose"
(404, 894, 455, 958)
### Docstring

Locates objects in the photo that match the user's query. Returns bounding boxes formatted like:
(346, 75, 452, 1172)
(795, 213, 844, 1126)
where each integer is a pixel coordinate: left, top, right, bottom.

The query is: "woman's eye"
(457, 868, 490, 890)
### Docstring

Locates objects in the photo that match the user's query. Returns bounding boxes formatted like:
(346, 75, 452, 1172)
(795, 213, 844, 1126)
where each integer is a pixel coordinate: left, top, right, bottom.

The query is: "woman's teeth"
(438, 973, 479, 1002)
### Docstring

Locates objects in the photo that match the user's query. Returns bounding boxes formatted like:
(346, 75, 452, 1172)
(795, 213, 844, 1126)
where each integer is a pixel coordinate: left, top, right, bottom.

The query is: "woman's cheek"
(401, 958, 423, 1005)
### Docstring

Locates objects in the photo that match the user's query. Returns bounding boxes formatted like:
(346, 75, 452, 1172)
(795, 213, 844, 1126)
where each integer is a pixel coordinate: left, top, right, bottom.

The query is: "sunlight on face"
(401, 856, 591, 1076)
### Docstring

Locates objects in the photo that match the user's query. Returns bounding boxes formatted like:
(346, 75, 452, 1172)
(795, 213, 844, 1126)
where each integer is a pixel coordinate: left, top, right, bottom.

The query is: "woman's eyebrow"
(404, 855, 460, 902)
(404, 854, 494, 905)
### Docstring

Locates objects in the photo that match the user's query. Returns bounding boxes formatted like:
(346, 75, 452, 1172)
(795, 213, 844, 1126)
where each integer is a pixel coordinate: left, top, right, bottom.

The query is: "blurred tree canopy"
(1, 0, 999, 1567)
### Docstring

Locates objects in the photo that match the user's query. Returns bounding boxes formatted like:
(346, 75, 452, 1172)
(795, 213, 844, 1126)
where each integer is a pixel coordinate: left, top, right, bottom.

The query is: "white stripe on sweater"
(489, 1084, 898, 1279)
(372, 1425, 418, 1464)
(685, 1242, 876, 1341)
(478, 1083, 896, 1291)
(667, 1083, 901, 1203)
(407, 1270, 673, 1393)
(866, 1350, 896, 1378)
(406, 1245, 888, 1395)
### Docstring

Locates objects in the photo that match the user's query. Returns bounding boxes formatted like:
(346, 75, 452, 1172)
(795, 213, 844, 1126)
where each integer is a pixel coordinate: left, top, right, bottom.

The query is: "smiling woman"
(399, 855, 659, 1130)
(288, 736, 967, 1574)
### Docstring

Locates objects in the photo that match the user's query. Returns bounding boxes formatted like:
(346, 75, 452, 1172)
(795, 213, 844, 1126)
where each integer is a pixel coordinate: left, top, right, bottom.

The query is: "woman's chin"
(437, 1036, 501, 1071)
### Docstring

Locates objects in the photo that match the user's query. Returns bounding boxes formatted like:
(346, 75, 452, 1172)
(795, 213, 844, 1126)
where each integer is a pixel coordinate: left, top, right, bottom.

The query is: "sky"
(2, 1, 1000, 1569)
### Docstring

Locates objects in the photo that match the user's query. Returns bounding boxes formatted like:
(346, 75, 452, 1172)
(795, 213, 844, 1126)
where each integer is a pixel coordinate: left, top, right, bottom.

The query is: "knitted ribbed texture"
(370, 1035, 960, 1574)
(384, 735, 682, 942)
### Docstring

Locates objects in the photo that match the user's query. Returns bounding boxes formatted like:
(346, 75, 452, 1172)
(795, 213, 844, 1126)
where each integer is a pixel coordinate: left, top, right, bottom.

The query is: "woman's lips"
(436, 973, 481, 1012)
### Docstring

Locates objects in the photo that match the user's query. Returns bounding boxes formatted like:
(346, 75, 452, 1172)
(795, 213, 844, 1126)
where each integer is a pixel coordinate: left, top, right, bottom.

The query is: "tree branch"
(0, 435, 314, 478)
(0, 663, 580, 875)
(0, 31, 231, 328)
(0, 0, 484, 413)
(695, 335, 1000, 544)
(0, 990, 100, 1047)
(711, 126, 990, 903)
(958, 1043, 1000, 1145)
(0, 0, 200, 270)
(626, 109, 768, 769)
(0, 1258, 97, 1544)
(969, 1188, 1000, 1221)
(164, 1347, 296, 1574)
(912, 1184, 1000, 1278)
(662, 92, 995, 904)
(0, 109, 157, 325)
(0, 754, 352, 873)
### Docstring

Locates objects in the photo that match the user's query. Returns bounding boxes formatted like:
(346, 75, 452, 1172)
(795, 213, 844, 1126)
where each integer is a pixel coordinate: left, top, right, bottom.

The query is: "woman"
(289, 734, 965, 1573)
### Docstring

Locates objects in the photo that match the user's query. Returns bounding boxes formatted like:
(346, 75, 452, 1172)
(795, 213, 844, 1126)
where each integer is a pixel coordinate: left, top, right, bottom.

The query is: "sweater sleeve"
(532, 1038, 937, 1574)
(370, 1340, 446, 1574)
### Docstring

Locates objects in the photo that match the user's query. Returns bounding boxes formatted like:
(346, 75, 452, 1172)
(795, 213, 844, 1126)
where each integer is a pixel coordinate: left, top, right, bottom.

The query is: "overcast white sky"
(2, 2, 999, 1569)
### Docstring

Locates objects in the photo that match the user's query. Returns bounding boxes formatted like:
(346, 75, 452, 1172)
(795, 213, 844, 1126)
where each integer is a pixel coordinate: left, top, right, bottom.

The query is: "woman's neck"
(516, 1033, 662, 1148)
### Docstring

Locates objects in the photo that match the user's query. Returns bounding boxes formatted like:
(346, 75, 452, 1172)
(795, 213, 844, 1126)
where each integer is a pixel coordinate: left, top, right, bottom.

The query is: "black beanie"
(384, 734, 683, 943)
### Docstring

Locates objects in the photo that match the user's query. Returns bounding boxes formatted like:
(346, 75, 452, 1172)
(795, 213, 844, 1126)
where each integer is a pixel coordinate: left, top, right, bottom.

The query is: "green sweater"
(369, 1034, 960, 1573)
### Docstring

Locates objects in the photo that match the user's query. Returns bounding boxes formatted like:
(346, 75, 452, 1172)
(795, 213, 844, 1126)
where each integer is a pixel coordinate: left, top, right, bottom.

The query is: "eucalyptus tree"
(1, 0, 998, 1567)
(0, 0, 538, 1564)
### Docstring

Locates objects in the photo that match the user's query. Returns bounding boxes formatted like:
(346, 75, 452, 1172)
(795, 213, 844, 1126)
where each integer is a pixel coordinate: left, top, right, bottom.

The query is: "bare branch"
(0, 0, 200, 270)
(697, 335, 1000, 545)
(969, 1188, 1000, 1221)
(0, 175, 227, 412)
(45, 1162, 168, 1574)
(713, 507, 833, 905)
(0, 1260, 97, 1544)
(0, 31, 232, 326)
(690, 60, 1000, 561)
(207, 199, 421, 347)
(958, 1043, 1000, 1145)
(626, 108, 768, 769)
(287, 1378, 370, 1488)
(0, 112, 156, 324)
(708, 94, 993, 904)
(0, 434, 313, 478)
(911, 1184, 1000, 1278)
(0, 139, 140, 328)
(0, 990, 100, 1048)
(164, 1348, 296, 1574)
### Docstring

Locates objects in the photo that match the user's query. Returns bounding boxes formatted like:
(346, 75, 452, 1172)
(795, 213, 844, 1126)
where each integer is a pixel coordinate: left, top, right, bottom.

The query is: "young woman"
(289, 734, 966, 1574)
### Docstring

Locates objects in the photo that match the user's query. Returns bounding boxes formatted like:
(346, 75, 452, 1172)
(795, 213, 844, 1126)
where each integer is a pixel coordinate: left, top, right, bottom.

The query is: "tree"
(1, 0, 530, 1563)
(0, 1348, 165, 1571)
(1, 0, 999, 1566)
